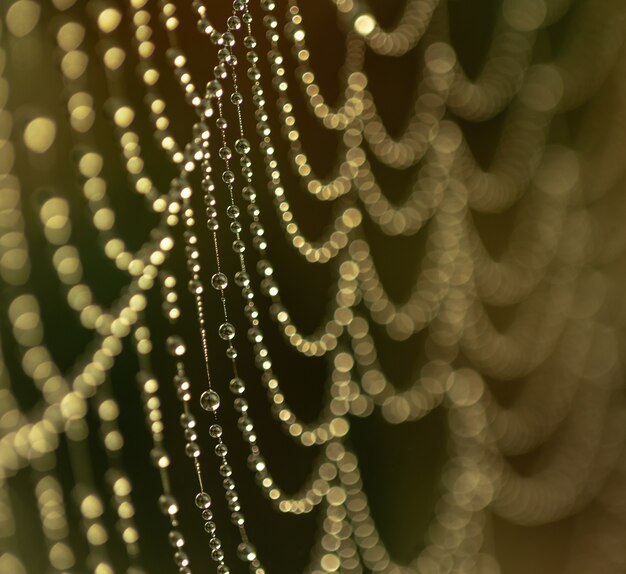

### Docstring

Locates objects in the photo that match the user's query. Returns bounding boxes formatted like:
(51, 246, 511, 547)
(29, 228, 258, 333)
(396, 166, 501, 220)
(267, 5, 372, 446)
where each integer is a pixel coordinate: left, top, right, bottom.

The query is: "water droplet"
(218, 322, 236, 340)
(235, 138, 250, 154)
(188, 279, 203, 294)
(209, 424, 222, 438)
(166, 336, 186, 356)
(168, 530, 184, 548)
(195, 492, 211, 509)
(211, 272, 228, 290)
(237, 542, 257, 562)
(229, 377, 246, 395)
(200, 390, 220, 412)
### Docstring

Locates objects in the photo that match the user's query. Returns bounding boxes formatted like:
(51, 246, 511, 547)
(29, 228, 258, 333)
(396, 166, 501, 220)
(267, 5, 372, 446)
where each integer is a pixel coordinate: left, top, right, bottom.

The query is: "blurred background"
(1, 0, 626, 573)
